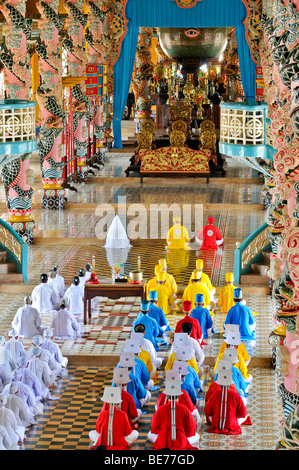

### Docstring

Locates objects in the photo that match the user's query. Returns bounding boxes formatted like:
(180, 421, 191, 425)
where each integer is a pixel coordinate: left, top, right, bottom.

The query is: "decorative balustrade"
(234, 222, 271, 284)
(0, 218, 27, 281)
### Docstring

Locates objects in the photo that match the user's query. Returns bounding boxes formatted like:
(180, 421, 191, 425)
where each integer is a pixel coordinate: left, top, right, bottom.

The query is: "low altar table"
(83, 279, 146, 324)
(139, 146, 211, 184)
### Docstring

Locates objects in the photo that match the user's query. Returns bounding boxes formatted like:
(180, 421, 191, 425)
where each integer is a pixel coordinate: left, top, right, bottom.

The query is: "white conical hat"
(103, 215, 132, 249)
(223, 324, 239, 338)
(173, 333, 189, 348)
(101, 386, 122, 404)
(164, 379, 182, 397)
(112, 367, 131, 385)
(222, 348, 239, 364)
(175, 346, 192, 361)
(216, 369, 233, 386)
(118, 352, 136, 368)
(130, 332, 144, 345)
(172, 360, 189, 376)
(226, 330, 241, 346)
(123, 338, 141, 354)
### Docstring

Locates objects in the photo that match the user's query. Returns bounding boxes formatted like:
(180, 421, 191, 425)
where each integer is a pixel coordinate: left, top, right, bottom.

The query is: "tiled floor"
(0, 133, 286, 451)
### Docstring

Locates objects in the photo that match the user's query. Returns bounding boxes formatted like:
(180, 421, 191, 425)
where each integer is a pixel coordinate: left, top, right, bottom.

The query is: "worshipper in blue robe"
(190, 294, 214, 339)
(223, 288, 256, 341)
(147, 291, 170, 337)
(133, 300, 160, 350)
(214, 365, 249, 402)
(116, 353, 151, 410)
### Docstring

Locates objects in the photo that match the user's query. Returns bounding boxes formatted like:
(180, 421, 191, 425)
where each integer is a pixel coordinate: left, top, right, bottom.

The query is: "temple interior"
(0, 0, 298, 453)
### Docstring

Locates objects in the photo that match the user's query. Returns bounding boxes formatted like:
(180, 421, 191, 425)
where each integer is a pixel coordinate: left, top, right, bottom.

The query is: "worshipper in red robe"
(204, 369, 251, 435)
(148, 377, 199, 450)
(89, 387, 138, 450)
(175, 301, 203, 344)
(196, 216, 223, 250)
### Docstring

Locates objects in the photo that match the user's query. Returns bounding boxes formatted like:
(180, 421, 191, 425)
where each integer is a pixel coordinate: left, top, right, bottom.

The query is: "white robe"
(5, 339, 25, 363)
(169, 336, 205, 367)
(55, 273, 66, 296)
(0, 406, 22, 446)
(0, 348, 16, 386)
(0, 424, 18, 450)
(140, 337, 163, 368)
(11, 305, 45, 338)
(64, 284, 84, 315)
(26, 347, 62, 379)
(51, 309, 81, 339)
(41, 339, 68, 368)
(31, 283, 59, 314)
(5, 393, 36, 428)
(47, 277, 64, 301)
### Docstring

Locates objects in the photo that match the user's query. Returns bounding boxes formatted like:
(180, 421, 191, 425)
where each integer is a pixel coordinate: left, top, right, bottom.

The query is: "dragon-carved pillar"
(0, 0, 36, 243)
(35, 0, 66, 209)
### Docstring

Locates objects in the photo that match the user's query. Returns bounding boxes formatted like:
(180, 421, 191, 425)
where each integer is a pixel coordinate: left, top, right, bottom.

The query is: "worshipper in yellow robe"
(217, 272, 236, 314)
(188, 259, 215, 294)
(213, 331, 252, 382)
(165, 348, 200, 375)
(158, 258, 177, 295)
(182, 271, 211, 310)
(148, 272, 175, 315)
(166, 217, 191, 250)
(146, 265, 172, 298)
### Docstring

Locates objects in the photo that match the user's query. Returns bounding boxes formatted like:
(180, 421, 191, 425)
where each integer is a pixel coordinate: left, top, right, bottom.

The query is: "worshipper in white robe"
(64, 276, 84, 315)
(11, 296, 46, 338)
(27, 335, 62, 379)
(84, 264, 92, 283)
(10, 369, 43, 417)
(53, 265, 66, 297)
(5, 329, 25, 363)
(0, 335, 16, 387)
(0, 393, 23, 447)
(16, 356, 46, 403)
(3, 382, 36, 429)
(47, 270, 65, 301)
(42, 328, 68, 368)
(132, 325, 163, 369)
(77, 268, 86, 297)
(0, 424, 15, 450)
(31, 273, 60, 314)
(169, 328, 205, 369)
(51, 299, 82, 339)
(28, 347, 57, 394)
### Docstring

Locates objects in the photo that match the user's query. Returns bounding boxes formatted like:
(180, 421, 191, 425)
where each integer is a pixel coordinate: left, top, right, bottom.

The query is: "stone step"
(0, 262, 18, 274)
(240, 274, 270, 286)
(250, 262, 269, 276)
(0, 251, 8, 263)
(0, 272, 23, 283)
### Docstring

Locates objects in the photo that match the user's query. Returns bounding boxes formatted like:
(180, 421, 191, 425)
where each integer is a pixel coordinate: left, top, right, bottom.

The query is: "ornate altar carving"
(169, 100, 192, 137)
(170, 130, 186, 148)
(172, 120, 188, 134)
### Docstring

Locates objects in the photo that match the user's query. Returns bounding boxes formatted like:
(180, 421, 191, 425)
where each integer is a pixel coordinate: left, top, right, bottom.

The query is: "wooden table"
(83, 279, 146, 324)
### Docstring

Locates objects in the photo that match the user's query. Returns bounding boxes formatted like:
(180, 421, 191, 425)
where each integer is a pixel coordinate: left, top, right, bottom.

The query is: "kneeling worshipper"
(204, 368, 252, 435)
(196, 216, 223, 250)
(109, 367, 141, 428)
(5, 329, 26, 363)
(166, 216, 191, 251)
(16, 356, 47, 403)
(214, 353, 250, 405)
(158, 258, 178, 295)
(27, 335, 62, 379)
(223, 288, 256, 341)
(3, 382, 37, 429)
(217, 272, 236, 314)
(27, 347, 59, 401)
(122, 338, 156, 391)
(147, 375, 199, 450)
(157, 368, 201, 429)
(190, 294, 214, 341)
(0, 335, 16, 387)
(10, 369, 44, 417)
(11, 296, 47, 338)
(182, 272, 211, 310)
(64, 275, 84, 316)
(0, 393, 23, 448)
(53, 266, 66, 298)
(214, 330, 252, 385)
(172, 325, 205, 370)
(149, 271, 175, 315)
(117, 352, 151, 410)
(47, 270, 65, 302)
(148, 290, 171, 338)
(221, 324, 251, 366)
(175, 301, 204, 346)
(166, 340, 201, 377)
(31, 273, 60, 314)
(188, 259, 215, 300)
(146, 265, 173, 298)
(171, 360, 200, 408)
(133, 300, 160, 350)
(0, 423, 17, 450)
(133, 325, 163, 370)
(51, 299, 82, 339)
(89, 386, 139, 450)
(41, 328, 68, 369)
